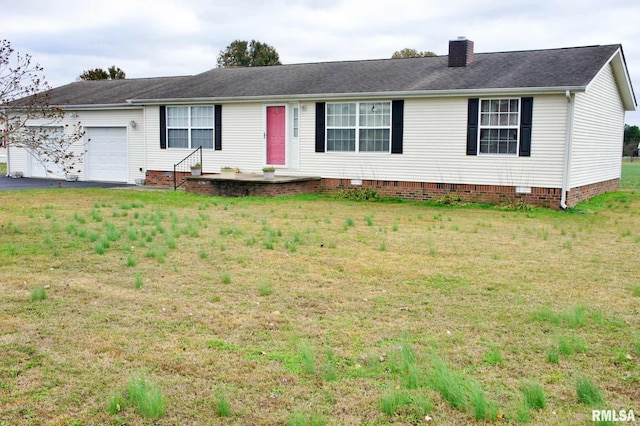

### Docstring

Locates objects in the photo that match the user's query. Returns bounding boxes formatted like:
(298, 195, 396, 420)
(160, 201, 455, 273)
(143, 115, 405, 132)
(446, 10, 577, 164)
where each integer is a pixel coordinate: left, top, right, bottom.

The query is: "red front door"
(266, 106, 286, 165)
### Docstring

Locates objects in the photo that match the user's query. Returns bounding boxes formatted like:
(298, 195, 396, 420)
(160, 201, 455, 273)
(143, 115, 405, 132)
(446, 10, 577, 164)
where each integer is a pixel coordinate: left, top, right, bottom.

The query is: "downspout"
(143, 106, 147, 180)
(560, 90, 575, 209)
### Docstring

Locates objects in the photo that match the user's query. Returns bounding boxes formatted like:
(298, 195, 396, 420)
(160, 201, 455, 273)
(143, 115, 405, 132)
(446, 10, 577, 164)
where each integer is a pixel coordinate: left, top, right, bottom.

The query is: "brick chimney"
(448, 37, 474, 67)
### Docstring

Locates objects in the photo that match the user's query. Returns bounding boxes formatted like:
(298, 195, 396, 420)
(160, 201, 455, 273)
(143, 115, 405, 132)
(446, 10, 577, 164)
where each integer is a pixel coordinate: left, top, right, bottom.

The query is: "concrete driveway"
(0, 175, 132, 190)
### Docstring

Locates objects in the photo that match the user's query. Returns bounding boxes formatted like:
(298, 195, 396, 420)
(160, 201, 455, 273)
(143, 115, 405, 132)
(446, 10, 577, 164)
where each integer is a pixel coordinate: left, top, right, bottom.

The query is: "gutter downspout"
(561, 90, 575, 209)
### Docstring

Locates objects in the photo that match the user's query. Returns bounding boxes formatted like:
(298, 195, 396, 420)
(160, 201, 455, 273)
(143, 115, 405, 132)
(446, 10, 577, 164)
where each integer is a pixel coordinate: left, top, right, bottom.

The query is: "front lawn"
(0, 166, 638, 425)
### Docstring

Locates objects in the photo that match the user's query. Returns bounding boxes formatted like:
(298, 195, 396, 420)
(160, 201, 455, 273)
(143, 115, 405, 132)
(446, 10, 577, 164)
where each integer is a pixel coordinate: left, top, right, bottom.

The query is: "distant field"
(0, 163, 638, 425)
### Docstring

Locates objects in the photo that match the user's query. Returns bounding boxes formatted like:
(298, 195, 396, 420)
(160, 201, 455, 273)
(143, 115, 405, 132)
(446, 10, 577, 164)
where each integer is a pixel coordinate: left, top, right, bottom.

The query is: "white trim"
(325, 101, 392, 154)
(127, 86, 587, 106)
(476, 98, 521, 156)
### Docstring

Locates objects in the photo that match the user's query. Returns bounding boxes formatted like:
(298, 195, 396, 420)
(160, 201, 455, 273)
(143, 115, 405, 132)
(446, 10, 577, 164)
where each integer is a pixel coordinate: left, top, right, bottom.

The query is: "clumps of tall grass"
(576, 376, 604, 405)
(31, 286, 47, 301)
(427, 353, 498, 421)
(214, 387, 231, 417)
(482, 346, 503, 366)
(530, 305, 595, 328)
(521, 381, 546, 410)
(108, 374, 165, 419)
(288, 411, 326, 426)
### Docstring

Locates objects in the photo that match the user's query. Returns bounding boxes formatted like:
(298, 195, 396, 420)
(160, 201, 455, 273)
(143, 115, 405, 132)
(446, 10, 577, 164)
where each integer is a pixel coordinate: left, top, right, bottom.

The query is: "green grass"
(522, 382, 546, 410)
(30, 286, 47, 301)
(214, 388, 231, 417)
(0, 162, 6, 175)
(1, 173, 639, 424)
(576, 376, 604, 405)
(125, 374, 165, 419)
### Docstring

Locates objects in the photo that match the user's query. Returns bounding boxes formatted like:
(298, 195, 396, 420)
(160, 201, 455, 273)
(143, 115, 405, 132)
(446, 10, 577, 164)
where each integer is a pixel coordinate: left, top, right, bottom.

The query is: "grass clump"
(576, 376, 604, 405)
(380, 389, 410, 415)
(221, 271, 231, 284)
(31, 286, 47, 301)
(258, 282, 273, 296)
(300, 344, 315, 374)
(288, 411, 326, 426)
(214, 388, 231, 417)
(107, 392, 127, 415)
(522, 381, 546, 410)
(126, 374, 166, 419)
(429, 355, 467, 410)
(482, 346, 503, 366)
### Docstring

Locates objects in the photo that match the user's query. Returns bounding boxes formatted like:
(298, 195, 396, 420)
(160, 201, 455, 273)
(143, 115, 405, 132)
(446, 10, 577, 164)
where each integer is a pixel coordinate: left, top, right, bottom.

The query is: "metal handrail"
(173, 147, 203, 190)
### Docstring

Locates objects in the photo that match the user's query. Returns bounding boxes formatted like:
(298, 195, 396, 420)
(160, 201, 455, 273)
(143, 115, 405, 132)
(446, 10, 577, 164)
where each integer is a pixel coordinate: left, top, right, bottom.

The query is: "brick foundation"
(320, 178, 564, 208)
(185, 176, 321, 197)
(565, 178, 619, 207)
(144, 169, 619, 208)
(145, 170, 189, 187)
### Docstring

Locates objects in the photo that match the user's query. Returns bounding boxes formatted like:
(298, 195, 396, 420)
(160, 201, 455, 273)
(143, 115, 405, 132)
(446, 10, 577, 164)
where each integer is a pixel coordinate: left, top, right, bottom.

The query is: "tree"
(623, 124, 640, 158)
(1, 39, 85, 176)
(216, 40, 281, 68)
(391, 48, 437, 59)
(79, 65, 126, 81)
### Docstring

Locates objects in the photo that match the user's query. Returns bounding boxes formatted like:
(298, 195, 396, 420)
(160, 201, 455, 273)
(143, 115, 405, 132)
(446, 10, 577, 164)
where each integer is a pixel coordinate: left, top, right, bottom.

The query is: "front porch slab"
(184, 173, 322, 197)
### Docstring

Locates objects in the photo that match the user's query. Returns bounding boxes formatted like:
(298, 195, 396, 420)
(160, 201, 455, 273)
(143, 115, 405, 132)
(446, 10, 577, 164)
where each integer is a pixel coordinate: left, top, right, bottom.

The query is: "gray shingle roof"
(44, 44, 622, 106)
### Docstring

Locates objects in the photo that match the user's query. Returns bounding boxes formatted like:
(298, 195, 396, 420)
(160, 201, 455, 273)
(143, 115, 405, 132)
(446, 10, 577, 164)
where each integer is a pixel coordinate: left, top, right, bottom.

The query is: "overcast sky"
(4, 0, 640, 125)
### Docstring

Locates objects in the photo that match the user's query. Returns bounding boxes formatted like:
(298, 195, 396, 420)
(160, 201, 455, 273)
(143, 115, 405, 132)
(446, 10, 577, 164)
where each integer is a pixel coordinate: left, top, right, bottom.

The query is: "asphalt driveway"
(0, 175, 132, 190)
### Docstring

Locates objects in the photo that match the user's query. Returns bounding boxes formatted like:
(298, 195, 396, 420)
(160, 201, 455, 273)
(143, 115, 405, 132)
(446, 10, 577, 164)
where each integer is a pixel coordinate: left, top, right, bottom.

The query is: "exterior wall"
(296, 95, 568, 189)
(7, 109, 144, 184)
(144, 103, 267, 175)
(570, 63, 625, 188)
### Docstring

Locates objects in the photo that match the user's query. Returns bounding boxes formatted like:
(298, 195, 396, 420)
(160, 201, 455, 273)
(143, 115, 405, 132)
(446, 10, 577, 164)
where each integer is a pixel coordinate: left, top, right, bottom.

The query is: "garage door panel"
(86, 127, 128, 182)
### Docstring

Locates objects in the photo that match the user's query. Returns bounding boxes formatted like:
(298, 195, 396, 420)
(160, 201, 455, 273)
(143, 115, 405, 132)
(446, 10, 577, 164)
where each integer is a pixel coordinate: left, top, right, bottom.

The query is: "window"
(166, 106, 214, 149)
(293, 107, 299, 138)
(478, 99, 519, 155)
(326, 101, 391, 152)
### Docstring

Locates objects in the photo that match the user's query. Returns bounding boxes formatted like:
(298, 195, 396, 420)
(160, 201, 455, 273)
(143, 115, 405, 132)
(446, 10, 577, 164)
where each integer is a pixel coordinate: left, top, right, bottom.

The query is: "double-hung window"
(326, 101, 391, 153)
(166, 106, 214, 149)
(478, 99, 520, 155)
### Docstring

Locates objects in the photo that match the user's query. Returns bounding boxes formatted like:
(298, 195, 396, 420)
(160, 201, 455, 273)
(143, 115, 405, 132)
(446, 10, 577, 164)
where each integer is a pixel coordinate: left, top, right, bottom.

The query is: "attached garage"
(85, 127, 128, 182)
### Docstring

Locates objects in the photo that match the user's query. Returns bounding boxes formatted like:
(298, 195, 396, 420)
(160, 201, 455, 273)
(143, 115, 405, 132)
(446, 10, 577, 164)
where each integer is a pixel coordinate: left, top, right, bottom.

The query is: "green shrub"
(336, 188, 380, 201)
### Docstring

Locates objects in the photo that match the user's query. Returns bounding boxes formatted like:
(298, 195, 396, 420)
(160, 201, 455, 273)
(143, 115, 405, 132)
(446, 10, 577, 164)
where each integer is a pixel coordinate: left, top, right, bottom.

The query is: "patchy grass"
(0, 169, 639, 424)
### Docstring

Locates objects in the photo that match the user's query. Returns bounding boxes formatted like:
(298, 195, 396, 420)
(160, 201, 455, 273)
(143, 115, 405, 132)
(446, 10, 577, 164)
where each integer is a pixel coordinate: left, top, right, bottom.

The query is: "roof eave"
(53, 103, 144, 110)
(127, 86, 586, 105)
(606, 47, 637, 111)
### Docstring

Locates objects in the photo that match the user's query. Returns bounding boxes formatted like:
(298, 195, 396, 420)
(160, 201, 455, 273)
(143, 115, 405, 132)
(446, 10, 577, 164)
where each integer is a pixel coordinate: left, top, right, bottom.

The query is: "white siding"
(145, 104, 265, 174)
(570, 64, 625, 187)
(297, 95, 568, 188)
(7, 109, 144, 184)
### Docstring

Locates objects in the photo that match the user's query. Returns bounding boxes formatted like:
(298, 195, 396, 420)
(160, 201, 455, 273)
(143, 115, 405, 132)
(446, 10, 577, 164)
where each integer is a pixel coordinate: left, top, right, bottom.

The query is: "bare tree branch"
(0, 39, 85, 176)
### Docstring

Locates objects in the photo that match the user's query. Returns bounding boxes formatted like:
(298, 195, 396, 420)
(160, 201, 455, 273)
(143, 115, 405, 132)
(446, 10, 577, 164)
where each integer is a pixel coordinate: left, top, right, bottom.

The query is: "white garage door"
(86, 127, 128, 182)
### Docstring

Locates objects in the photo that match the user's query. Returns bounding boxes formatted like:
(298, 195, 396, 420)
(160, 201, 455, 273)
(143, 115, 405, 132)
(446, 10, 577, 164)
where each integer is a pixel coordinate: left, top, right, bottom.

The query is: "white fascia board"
(55, 104, 144, 110)
(126, 86, 586, 106)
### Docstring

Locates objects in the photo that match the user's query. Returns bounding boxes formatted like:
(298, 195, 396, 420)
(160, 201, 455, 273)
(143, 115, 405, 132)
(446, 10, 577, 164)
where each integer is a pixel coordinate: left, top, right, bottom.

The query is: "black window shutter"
(519, 97, 533, 157)
(391, 100, 404, 154)
(214, 104, 222, 150)
(159, 106, 167, 150)
(315, 102, 326, 153)
(466, 98, 479, 155)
